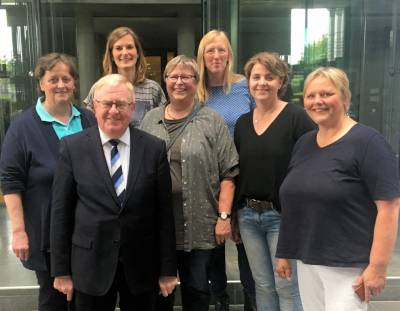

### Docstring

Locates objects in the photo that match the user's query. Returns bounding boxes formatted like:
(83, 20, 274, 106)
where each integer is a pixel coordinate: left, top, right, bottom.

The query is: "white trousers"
(297, 261, 368, 311)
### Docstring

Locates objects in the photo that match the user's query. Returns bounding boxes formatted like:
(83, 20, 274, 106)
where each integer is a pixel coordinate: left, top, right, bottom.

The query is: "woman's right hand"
(276, 258, 292, 280)
(12, 229, 29, 261)
(54, 276, 74, 301)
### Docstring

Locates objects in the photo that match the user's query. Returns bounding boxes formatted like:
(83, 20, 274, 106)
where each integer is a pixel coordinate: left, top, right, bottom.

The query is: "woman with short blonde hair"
(277, 67, 400, 311)
(141, 55, 239, 311)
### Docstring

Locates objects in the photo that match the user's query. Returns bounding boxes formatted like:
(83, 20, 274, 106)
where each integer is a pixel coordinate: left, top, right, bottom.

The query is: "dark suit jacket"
(50, 125, 176, 296)
(0, 105, 95, 271)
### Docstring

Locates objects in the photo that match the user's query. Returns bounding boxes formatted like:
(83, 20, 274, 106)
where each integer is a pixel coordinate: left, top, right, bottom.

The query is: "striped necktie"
(109, 139, 125, 206)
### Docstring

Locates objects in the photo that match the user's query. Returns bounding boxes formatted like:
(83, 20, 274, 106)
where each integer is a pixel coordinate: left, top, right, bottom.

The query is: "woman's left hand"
(231, 217, 242, 243)
(353, 264, 386, 302)
(215, 219, 231, 244)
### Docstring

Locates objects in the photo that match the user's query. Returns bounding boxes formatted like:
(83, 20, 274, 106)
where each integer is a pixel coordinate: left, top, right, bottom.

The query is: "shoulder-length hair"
(102, 26, 147, 85)
(197, 30, 240, 103)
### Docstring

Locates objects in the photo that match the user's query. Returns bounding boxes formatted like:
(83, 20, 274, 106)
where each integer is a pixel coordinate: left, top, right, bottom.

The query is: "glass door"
(236, 0, 399, 152)
(0, 0, 41, 150)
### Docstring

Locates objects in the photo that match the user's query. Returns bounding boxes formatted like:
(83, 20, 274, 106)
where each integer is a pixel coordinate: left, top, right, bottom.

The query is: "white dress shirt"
(98, 127, 131, 190)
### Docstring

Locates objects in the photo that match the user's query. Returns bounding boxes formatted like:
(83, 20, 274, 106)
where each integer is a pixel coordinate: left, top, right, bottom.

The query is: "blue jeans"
(238, 206, 303, 311)
(237, 242, 256, 295)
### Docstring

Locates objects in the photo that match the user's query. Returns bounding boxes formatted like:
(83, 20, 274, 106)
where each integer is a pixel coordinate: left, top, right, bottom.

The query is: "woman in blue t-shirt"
(197, 29, 256, 311)
(276, 67, 400, 311)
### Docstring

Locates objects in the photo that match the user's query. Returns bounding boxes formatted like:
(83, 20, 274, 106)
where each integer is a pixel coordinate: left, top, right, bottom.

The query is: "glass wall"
(0, 0, 399, 154)
(234, 0, 400, 154)
(0, 1, 39, 148)
(0, 0, 202, 152)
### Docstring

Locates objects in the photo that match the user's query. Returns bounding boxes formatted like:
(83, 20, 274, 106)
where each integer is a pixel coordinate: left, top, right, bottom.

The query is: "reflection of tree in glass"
(301, 35, 328, 66)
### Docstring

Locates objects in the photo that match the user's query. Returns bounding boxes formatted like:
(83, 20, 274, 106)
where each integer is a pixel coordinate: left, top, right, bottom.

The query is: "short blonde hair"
(164, 55, 199, 83)
(303, 67, 351, 110)
(197, 30, 238, 103)
(244, 52, 289, 98)
(102, 27, 146, 85)
(93, 74, 134, 100)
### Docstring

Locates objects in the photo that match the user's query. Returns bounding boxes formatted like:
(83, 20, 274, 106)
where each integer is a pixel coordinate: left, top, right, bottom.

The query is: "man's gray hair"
(93, 74, 134, 99)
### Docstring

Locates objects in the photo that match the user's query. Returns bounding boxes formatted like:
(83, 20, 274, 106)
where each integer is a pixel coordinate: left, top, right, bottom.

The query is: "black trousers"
(35, 252, 69, 311)
(157, 249, 213, 311)
(35, 269, 69, 311)
(72, 261, 156, 311)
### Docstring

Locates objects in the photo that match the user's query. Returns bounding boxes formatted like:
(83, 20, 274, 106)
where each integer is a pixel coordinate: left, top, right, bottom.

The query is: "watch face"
(219, 212, 230, 220)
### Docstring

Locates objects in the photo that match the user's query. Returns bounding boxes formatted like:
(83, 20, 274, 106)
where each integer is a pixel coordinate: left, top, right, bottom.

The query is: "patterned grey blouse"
(140, 102, 239, 251)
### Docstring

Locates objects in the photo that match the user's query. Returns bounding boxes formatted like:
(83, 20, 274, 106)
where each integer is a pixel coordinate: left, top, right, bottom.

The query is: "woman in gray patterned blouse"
(84, 26, 166, 127)
(141, 55, 239, 311)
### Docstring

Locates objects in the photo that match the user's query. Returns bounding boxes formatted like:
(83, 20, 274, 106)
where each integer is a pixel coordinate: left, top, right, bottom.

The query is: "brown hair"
(34, 53, 78, 95)
(244, 52, 289, 98)
(102, 26, 146, 85)
(197, 30, 242, 103)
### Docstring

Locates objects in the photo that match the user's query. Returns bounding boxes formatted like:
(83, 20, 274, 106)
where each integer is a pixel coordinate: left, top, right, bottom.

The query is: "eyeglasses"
(166, 75, 195, 83)
(205, 47, 227, 55)
(94, 99, 132, 111)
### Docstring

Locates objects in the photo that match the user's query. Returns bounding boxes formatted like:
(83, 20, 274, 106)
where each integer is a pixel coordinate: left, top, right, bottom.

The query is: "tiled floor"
(0, 208, 36, 287)
(1, 206, 399, 310)
(1, 206, 400, 285)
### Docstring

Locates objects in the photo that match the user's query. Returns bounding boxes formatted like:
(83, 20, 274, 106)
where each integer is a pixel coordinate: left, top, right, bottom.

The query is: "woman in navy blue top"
(276, 67, 400, 311)
(0, 53, 95, 311)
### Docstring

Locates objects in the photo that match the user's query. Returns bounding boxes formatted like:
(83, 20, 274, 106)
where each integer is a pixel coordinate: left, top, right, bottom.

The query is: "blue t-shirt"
(35, 97, 83, 139)
(277, 123, 400, 267)
(206, 79, 254, 136)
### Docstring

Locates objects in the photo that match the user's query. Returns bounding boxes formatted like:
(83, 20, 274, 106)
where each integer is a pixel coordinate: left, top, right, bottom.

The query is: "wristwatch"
(218, 212, 231, 220)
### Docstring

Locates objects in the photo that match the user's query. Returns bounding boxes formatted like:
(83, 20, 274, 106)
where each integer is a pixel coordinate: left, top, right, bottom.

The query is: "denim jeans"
(238, 206, 303, 311)
(237, 242, 256, 295)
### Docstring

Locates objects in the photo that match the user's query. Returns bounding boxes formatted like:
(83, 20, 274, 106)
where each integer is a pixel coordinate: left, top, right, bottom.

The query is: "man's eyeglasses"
(94, 99, 132, 111)
(166, 75, 195, 83)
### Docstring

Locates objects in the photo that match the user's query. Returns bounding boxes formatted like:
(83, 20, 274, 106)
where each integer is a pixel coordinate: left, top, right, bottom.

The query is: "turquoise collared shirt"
(35, 97, 83, 139)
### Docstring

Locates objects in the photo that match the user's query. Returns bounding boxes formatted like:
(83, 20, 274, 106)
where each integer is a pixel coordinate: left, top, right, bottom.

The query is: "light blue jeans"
(238, 206, 303, 311)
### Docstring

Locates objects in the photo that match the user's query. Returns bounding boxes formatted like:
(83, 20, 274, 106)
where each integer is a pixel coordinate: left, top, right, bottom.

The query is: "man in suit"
(50, 74, 177, 311)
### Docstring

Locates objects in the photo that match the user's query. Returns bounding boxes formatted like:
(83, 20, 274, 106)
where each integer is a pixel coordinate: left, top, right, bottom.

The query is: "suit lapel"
(122, 126, 145, 209)
(86, 127, 121, 208)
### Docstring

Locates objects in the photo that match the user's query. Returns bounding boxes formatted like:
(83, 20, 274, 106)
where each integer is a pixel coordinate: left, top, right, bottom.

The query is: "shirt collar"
(98, 127, 130, 147)
(35, 97, 81, 123)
